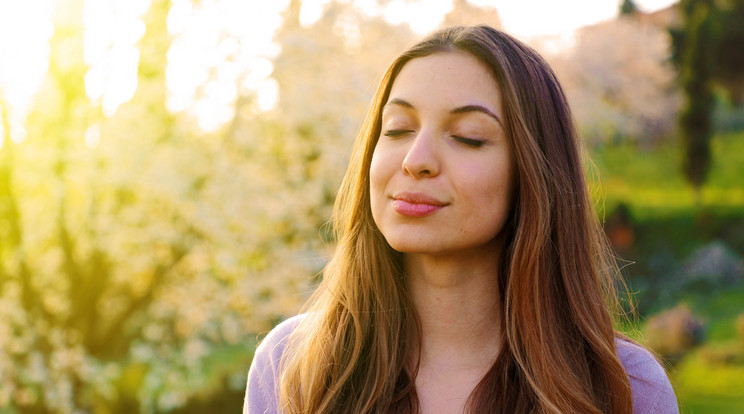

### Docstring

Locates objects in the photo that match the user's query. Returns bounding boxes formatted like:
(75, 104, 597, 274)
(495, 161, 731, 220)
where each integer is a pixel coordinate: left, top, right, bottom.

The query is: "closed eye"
(383, 129, 413, 138)
(453, 136, 484, 148)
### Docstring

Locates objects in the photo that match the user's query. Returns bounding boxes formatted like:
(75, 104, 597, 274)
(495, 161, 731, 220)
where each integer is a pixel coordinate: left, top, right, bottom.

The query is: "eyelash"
(383, 129, 412, 137)
(453, 136, 484, 148)
(383, 130, 484, 148)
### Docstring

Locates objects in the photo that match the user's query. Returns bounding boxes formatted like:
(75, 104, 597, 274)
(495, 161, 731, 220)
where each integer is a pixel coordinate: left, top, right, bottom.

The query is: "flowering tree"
(0, 0, 313, 411)
(552, 17, 681, 146)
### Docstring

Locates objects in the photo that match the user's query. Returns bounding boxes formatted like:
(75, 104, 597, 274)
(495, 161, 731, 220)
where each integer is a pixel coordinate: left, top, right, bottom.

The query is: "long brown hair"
(278, 25, 633, 413)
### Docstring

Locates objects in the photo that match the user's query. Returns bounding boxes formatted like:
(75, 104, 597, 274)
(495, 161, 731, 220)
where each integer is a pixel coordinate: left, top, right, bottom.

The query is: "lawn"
(589, 131, 744, 218)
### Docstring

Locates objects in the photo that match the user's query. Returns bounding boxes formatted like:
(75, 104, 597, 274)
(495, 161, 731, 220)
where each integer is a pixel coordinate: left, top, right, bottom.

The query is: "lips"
(392, 192, 448, 217)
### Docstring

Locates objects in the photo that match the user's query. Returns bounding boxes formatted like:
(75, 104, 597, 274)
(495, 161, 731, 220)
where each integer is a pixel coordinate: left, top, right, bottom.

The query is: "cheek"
(369, 145, 397, 191)
(467, 161, 515, 212)
(369, 151, 383, 195)
(369, 148, 390, 212)
(369, 156, 395, 239)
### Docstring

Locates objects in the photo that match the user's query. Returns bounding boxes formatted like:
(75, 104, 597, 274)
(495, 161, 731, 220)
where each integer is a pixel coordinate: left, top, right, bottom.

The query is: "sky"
(0, 0, 678, 139)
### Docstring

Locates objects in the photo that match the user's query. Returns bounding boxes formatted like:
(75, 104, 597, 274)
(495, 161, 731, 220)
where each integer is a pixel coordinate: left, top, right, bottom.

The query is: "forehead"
(386, 52, 502, 112)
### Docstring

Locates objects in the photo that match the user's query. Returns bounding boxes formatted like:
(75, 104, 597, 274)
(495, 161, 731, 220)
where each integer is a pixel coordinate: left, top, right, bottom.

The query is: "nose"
(401, 130, 439, 178)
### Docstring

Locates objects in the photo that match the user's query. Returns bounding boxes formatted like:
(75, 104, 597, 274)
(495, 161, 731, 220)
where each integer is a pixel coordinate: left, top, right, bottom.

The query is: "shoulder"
(615, 338, 679, 414)
(255, 314, 306, 365)
(243, 314, 306, 414)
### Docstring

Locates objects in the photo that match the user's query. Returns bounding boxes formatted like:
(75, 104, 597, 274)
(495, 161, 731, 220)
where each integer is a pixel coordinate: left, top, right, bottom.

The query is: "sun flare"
(0, 0, 678, 137)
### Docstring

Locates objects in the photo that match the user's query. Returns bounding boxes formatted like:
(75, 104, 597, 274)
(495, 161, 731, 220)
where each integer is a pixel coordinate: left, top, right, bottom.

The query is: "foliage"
(552, 18, 681, 146)
(670, 0, 744, 192)
(442, 0, 502, 27)
(677, 0, 716, 192)
(671, 0, 744, 104)
(738, 313, 744, 350)
(680, 241, 743, 288)
(613, 217, 744, 316)
(619, 0, 639, 15)
(0, 0, 315, 412)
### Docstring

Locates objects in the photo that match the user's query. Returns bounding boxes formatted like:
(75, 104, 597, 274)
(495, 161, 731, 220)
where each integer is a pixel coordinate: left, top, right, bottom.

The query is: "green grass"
(674, 347, 744, 413)
(680, 286, 744, 342)
(680, 394, 744, 414)
(589, 131, 744, 219)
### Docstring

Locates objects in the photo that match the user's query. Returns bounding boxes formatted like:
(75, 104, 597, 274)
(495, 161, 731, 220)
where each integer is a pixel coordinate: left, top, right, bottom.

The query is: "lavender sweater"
(243, 315, 679, 413)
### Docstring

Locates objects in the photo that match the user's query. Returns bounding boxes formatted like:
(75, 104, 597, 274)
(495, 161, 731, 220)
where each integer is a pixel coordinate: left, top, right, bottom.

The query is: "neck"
(405, 247, 502, 369)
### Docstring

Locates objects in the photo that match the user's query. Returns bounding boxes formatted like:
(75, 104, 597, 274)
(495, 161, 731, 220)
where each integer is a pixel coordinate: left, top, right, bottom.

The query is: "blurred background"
(0, 0, 742, 412)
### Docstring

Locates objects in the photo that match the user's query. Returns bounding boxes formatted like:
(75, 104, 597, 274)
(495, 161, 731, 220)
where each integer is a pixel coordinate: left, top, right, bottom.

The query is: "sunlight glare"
(0, 112, 4, 149)
(352, 0, 379, 17)
(84, 124, 101, 148)
(300, 0, 332, 27)
(635, 0, 679, 12)
(9, 123, 26, 144)
(0, 0, 55, 143)
(83, 0, 150, 117)
(1, 0, 684, 136)
(467, 0, 679, 40)
(256, 78, 279, 112)
(465, 0, 616, 39)
(166, 0, 288, 132)
(384, 0, 453, 34)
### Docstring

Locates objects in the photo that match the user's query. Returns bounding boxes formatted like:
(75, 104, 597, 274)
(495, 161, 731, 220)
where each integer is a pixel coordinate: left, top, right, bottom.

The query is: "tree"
(0, 0, 99, 410)
(551, 18, 681, 146)
(442, 0, 503, 28)
(676, 0, 715, 196)
(714, 0, 744, 104)
(620, 0, 639, 16)
(0, 0, 301, 411)
(252, 0, 414, 244)
(671, 0, 744, 194)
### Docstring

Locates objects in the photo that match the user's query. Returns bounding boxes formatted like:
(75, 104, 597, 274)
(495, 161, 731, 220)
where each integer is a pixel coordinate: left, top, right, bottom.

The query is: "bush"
(737, 313, 744, 351)
(699, 346, 743, 366)
(681, 241, 744, 289)
(644, 304, 706, 363)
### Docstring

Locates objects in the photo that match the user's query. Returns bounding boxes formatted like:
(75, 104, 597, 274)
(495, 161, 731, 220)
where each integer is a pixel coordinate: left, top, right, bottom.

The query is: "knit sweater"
(243, 315, 679, 413)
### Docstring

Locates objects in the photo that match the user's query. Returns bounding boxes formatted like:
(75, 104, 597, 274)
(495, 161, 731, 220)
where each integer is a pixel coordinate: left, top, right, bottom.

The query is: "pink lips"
(392, 192, 448, 217)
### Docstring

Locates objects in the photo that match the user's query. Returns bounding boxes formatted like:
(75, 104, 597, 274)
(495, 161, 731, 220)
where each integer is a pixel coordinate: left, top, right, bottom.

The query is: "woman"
(244, 25, 678, 413)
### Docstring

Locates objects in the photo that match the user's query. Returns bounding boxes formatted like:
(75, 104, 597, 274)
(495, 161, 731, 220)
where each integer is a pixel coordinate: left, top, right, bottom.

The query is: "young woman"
(244, 25, 678, 414)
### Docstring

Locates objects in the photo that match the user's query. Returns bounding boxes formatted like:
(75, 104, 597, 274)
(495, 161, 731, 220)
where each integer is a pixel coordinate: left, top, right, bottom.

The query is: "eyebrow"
(384, 98, 503, 126)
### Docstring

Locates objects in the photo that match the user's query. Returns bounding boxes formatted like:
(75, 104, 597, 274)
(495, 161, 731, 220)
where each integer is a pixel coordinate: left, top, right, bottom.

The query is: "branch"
(0, 103, 53, 321)
(89, 242, 189, 357)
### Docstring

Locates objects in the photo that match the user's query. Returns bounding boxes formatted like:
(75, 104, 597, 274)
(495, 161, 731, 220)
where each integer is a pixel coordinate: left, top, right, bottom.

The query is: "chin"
(383, 235, 437, 255)
(384, 237, 460, 256)
(384, 233, 505, 258)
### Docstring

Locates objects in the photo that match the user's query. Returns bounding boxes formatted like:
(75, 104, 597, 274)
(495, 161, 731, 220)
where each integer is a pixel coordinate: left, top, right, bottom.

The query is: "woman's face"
(370, 52, 514, 255)
(370, 52, 515, 257)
